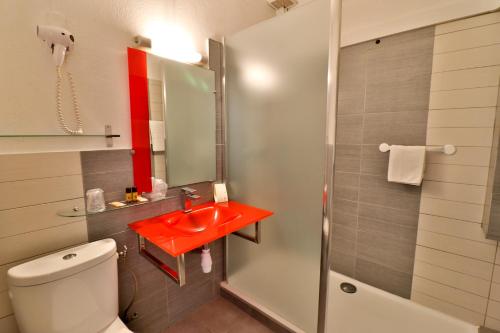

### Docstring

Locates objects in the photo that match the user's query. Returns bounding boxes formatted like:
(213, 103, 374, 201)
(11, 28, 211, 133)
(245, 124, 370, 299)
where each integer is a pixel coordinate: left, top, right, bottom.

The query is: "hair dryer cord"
(56, 66, 83, 135)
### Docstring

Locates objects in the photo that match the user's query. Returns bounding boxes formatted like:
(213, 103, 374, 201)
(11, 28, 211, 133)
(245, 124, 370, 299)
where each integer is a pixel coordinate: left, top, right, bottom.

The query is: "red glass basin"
(165, 205, 242, 235)
(129, 201, 273, 256)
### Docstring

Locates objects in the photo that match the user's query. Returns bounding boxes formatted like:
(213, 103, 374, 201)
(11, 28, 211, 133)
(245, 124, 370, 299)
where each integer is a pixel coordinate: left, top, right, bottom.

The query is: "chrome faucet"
(180, 187, 200, 213)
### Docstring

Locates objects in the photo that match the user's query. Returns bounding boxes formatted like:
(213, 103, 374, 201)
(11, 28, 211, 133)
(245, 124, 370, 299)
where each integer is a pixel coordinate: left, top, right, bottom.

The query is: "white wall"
(2, 0, 497, 154)
(0, 0, 274, 153)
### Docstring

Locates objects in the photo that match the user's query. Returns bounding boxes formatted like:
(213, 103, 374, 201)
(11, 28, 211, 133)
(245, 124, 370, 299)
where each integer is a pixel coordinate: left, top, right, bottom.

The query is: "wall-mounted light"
(137, 21, 203, 64)
(133, 35, 152, 48)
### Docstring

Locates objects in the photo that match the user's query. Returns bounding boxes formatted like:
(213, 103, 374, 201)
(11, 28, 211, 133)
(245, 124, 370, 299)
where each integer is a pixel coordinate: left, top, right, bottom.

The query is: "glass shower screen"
(225, 0, 330, 331)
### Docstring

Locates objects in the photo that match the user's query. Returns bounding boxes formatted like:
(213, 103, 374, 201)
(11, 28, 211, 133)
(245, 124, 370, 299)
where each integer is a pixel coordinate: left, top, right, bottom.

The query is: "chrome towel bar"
(379, 143, 456, 155)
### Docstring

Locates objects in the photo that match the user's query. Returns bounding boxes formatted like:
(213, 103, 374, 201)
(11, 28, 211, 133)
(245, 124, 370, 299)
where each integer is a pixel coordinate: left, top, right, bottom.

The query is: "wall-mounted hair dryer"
(37, 25, 82, 135)
(37, 25, 75, 66)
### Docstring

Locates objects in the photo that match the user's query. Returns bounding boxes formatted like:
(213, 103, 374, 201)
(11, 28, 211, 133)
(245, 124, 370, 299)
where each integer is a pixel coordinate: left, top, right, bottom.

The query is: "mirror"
(128, 48, 216, 193)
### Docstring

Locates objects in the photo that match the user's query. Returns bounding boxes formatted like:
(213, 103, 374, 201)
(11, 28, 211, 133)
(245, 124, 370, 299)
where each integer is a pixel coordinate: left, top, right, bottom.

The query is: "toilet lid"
(8, 239, 116, 287)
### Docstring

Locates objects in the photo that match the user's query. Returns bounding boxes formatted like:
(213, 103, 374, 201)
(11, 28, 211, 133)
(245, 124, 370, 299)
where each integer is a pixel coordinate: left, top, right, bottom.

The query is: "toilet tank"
(7, 239, 119, 333)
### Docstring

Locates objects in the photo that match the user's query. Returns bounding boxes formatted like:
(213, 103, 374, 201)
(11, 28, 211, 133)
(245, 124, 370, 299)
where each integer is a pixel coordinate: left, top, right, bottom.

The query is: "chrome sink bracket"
(137, 234, 186, 287)
(232, 222, 261, 244)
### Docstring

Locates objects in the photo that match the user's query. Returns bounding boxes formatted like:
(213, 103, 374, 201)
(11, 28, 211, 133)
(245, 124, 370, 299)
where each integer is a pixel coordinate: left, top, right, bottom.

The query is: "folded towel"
(149, 120, 165, 152)
(387, 145, 426, 186)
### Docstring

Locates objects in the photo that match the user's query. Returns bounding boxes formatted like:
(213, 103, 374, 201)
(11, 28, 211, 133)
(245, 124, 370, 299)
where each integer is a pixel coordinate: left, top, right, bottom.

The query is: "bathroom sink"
(165, 205, 242, 235)
(128, 201, 273, 256)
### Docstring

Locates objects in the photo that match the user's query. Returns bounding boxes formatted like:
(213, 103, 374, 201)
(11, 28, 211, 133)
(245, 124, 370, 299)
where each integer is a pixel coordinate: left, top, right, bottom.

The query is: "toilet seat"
(101, 317, 133, 333)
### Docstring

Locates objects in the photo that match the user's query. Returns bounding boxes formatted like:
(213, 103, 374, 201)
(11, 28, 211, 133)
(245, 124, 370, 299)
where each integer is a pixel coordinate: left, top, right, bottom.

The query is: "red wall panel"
(127, 48, 152, 193)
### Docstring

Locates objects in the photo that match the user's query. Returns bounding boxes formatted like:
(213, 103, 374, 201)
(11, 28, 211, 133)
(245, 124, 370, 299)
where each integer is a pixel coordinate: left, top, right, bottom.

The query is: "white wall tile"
(431, 67, 500, 91)
(488, 299, 500, 320)
(434, 23, 500, 54)
(415, 246, 493, 280)
(426, 128, 494, 147)
(0, 175, 84, 211)
(429, 87, 499, 109)
(418, 214, 494, 244)
(0, 262, 17, 293)
(414, 260, 491, 297)
(486, 316, 500, 331)
(412, 276, 488, 313)
(0, 221, 87, 265)
(0, 316, 19, 333)
(412, 291, 485, 325)
(413, 13, 500, 327)
(0, 199, 85, 238)
(422, 181, 486, 204)
(0, 152, 89, 333)
(0, 152, 81, 183)
(0, 290, 12, 319)
(417, 230, 496, 262)
(491, 282, 500, 302)
(426, 147, 491, 167)
(433, 43, 500, 72)
(419, 197, 484, 223)
(413, 276, 488, 314)
(428, 108, 496, 128)
(424, 164, 489, 185)
(493, 265, 500, 284)
(435, 12, 500, 35)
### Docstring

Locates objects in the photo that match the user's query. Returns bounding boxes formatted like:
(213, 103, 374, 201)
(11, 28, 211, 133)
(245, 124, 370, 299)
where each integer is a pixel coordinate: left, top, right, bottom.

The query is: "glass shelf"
(0, 134, 118, 137)
(0, 125, 120, 147)
(57, 195, 178, 218)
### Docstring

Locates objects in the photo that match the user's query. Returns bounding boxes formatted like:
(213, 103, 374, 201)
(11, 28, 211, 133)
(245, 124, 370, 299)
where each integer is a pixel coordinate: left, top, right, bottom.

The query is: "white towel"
(149, 121, 165, 152)
(387, 145, 426, 186)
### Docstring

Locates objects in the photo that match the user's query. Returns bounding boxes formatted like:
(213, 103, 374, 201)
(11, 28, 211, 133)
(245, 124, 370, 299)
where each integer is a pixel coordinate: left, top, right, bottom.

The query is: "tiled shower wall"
(410, 12, 500, 329)
(330, 26, 434, 298)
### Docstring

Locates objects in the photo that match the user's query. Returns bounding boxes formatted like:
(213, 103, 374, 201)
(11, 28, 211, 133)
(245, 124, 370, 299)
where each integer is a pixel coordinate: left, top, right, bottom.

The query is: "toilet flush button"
(63, 253, 77, 260)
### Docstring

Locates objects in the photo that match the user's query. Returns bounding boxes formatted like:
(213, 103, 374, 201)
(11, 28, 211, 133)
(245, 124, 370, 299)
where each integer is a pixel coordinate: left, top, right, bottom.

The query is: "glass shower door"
(225, 1, 331, 331)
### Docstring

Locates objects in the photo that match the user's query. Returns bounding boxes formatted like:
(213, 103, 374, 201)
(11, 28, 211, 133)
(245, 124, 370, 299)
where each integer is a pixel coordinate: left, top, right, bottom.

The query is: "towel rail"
(378, 143, 456, 155)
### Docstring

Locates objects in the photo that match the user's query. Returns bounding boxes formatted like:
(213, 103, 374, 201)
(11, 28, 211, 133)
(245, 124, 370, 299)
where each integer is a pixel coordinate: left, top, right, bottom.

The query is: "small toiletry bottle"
(132, 186, 138, 202)
(125, 187, 132, 203)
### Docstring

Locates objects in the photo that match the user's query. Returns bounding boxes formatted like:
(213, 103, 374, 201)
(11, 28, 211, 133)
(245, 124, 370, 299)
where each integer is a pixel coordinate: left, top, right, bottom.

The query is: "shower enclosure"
(222, 0, 500, 332)
(223, 0, 340, 331)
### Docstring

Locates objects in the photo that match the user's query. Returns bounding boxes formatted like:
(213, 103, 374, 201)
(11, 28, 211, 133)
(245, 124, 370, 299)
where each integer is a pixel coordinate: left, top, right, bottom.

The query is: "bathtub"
(327, 271, 479, 333)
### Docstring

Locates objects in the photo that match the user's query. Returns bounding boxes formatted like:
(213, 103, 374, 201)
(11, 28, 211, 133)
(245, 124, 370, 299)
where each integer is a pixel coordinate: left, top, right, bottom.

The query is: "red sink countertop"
(128, 201, 273, 257)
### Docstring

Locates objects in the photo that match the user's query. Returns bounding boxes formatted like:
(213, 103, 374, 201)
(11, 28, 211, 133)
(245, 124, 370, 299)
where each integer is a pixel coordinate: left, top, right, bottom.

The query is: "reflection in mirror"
(483, 93, 500, 240)
(128, 48, 216, 193)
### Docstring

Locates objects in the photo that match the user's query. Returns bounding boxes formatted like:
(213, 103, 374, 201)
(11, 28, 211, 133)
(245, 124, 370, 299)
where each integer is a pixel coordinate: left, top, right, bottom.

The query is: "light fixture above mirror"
(136, 21, 203, 64)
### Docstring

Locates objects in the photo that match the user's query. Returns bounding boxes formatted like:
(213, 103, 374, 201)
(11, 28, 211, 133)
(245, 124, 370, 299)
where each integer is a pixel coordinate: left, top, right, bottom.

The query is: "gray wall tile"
(362, 111, 428, 145)
(358, 202, 419, 227)
(338, 43, 368, 115)
(336, 115, 363, 144)
(330, 250, 356, 277)
(335, 157, 361, 173)
(355, 258, 413, 299)
(333, 185, 359, 202)
(336, 144, 362, 159)
(81, 149, 134, 203)
(330, 26, 433, 299)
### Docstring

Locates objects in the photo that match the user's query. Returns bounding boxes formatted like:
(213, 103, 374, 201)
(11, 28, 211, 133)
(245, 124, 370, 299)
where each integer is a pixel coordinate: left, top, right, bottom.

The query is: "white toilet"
(7, 239, 132, 333)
